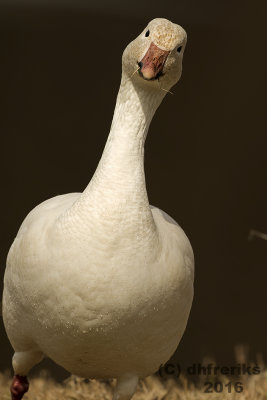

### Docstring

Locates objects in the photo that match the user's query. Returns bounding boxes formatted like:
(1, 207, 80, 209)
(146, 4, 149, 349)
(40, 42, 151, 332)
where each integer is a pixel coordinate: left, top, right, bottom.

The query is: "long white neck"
(58, 73, 166, 247)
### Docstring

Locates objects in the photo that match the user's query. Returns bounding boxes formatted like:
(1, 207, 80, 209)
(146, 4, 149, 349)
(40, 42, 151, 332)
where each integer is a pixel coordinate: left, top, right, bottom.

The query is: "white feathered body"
(3, 192, 193, 378)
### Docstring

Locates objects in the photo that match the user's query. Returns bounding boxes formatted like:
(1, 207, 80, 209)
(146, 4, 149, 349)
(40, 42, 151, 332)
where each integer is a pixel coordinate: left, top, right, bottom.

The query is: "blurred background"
(0, 0, 266, 380)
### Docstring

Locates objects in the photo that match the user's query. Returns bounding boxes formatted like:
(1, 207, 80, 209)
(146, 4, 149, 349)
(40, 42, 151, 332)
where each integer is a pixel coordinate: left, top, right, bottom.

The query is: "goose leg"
(113, 373, 139, 400)
(10, 350, 44, 400)
(10, 375, 29, 400)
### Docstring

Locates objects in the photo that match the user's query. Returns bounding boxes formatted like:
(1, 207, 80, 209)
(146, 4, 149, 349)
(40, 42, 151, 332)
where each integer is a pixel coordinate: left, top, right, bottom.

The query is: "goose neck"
(109, 74, 165, 147)
(85, 74, 165, 204)
(57, 73, 165, 250)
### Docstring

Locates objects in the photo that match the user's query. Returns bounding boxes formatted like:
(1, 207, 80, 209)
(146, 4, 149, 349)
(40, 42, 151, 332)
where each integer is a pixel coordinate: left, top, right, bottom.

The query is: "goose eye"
(177, 46, 182, 53)
(145, 30, 150, 37)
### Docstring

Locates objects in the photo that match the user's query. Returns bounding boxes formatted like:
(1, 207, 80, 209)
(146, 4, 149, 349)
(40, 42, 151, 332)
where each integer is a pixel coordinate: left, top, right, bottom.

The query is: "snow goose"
(2, 17, 194, 400)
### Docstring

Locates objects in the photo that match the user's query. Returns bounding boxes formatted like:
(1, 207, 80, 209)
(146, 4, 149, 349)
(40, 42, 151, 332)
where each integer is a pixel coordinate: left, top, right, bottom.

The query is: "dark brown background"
(0, 0, 266, 380)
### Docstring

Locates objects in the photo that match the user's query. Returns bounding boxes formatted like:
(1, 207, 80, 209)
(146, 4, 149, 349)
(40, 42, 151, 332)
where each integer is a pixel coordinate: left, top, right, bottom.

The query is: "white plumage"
(3, 18, 194, 400)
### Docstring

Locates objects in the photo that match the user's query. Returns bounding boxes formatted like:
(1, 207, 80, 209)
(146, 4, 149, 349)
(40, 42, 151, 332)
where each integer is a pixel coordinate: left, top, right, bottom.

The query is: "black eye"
(177, 46, 182, 53)
(145, 30, 150, 37)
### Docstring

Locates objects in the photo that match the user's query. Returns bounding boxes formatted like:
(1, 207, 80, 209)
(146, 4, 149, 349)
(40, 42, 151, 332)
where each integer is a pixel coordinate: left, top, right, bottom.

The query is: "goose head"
(122, 18, 187, 91)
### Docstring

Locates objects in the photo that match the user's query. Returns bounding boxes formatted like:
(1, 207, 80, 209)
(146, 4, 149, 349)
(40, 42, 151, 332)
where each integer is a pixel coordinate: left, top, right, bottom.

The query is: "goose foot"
(10, 375, 29, 400)
(113, 373, 139, 400)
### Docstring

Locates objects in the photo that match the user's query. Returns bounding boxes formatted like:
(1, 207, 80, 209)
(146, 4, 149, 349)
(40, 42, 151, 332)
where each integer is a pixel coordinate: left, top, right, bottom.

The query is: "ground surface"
(0, 368, 266, 400)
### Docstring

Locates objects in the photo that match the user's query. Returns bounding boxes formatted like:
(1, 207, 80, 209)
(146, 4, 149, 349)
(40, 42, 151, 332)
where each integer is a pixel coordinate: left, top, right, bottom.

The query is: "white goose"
(2, 18, 194, 400)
